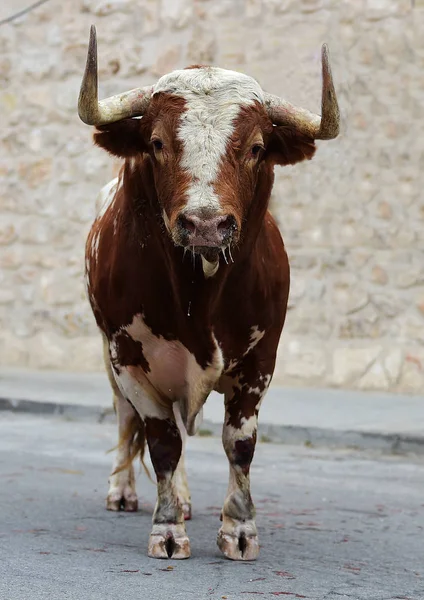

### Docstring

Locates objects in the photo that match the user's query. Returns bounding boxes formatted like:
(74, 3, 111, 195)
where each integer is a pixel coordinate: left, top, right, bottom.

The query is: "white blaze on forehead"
(154, 67, 264, 214)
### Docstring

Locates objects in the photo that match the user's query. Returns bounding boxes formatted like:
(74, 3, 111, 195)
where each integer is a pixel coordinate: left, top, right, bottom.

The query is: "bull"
(79, 26, 339, 561)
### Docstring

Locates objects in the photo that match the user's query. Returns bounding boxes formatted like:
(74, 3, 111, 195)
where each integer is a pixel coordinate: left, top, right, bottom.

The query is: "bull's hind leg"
(173, 403, 192, 520)
(218, 366, 271, 561)
(106, 393, 140, 512)
(174, 453, 191, 520)
(145, 415, 190, 559)
(103, 336, 139, 512)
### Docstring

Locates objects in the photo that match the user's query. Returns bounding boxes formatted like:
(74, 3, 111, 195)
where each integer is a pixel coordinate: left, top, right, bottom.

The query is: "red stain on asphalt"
(120, 569, 139, 573)
(13, 528, 49, 535)
(286, 508, 318, 515)
(270, 593, 306, 598)
(343, 564, 361, 573)
(275, 571, 296, 579)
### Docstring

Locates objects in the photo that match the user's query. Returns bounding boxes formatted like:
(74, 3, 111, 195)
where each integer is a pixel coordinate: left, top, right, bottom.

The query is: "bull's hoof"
(148, 524, 190, 559)
(106, 487, 138, 512)
(217, 529, 259, 561)
(182, 502, 192, 521)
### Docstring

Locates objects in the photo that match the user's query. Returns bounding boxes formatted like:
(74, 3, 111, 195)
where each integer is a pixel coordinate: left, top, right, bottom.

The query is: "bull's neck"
(124, 157, 272, 308)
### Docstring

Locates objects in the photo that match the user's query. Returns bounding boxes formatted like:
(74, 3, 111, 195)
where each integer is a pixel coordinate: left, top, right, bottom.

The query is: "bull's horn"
(78, 25, 153, 126)
(264, 44, 340, 140)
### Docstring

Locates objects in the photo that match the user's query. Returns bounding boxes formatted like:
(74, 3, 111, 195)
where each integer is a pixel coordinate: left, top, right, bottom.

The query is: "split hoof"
(106, 488, 138, 512)
(148, 525, 190, 559)
(217, 529, 259, 561)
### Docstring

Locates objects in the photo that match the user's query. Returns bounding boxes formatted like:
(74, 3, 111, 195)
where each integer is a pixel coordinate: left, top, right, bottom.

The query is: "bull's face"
(79, 27, 339, 263)
(141, 71, 278, 261)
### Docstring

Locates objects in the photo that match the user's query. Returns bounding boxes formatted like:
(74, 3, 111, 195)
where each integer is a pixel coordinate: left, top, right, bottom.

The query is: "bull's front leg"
(145, 415, 191, 559)
(218, 367, 271, 561)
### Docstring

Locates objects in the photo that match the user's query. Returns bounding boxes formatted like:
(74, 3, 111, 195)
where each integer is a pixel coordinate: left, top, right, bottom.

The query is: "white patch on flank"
(154, 67, 264, 214)
(110, 360, 167, 420)
(110, 313, 224, 424)
(95, 177, 120, 219)
(244, 325, 265, 355)
(201, 255, 219, 278)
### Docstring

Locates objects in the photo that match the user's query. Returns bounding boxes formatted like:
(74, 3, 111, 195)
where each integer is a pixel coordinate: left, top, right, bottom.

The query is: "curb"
(0, 397, 108, 420)
(2, 396, 424, 456)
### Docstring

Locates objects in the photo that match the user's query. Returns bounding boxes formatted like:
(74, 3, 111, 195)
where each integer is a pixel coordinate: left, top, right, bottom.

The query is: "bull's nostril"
(217, 216, 236, 233)
(178, 216, 196, 234)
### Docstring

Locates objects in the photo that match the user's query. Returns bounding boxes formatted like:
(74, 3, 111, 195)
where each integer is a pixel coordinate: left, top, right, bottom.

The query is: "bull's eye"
(152, 138, 164, 151)
(251, 144, 264, 158)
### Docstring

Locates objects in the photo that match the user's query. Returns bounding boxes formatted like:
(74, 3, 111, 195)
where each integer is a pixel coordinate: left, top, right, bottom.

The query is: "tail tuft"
(111, 413, 153, 482)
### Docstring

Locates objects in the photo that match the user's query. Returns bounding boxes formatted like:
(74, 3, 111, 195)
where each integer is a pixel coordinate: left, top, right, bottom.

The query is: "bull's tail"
(111, 410, 153, 482)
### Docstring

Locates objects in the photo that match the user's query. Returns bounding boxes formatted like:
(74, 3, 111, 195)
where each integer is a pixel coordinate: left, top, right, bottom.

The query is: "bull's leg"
(173, 403, 192, 520)
(174, 452, 191, 520)
(145, 416, 190, 559)
(106, 392, 139, 512)
(218, 372, 270, 561)
(103, 336, 139, 511)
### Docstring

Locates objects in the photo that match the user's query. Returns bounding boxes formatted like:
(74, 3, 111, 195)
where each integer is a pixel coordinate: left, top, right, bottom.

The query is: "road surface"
(0, 413, 422, 599)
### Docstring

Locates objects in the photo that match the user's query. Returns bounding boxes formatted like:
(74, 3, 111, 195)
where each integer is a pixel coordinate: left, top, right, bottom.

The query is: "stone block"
(330, 346, 382, 386)
(0, 222, 17, 246)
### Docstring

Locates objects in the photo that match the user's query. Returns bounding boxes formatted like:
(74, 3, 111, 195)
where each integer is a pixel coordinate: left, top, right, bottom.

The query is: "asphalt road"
(0, 413, 423, 600)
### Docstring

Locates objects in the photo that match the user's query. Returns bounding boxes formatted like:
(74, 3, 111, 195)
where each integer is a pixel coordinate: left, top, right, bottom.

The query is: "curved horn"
(78, 25, 154, 126)
(264, 44, 340, 140)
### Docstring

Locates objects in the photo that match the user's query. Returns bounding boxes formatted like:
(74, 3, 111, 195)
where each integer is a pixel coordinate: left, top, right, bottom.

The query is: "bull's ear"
(265, 124, 316, 166)
(93, 118, 149, 158)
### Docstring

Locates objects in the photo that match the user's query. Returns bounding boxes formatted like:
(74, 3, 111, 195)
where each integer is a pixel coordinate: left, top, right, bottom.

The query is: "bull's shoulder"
(95, 177, 120, 219)
(85, 176, 128, 263)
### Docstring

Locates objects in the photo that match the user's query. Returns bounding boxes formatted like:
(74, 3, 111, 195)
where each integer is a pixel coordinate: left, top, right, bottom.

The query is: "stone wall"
(0, 0, 422, 393)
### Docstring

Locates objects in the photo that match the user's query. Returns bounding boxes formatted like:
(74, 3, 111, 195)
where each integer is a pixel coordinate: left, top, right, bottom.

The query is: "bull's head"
(79, 26, 339, 263)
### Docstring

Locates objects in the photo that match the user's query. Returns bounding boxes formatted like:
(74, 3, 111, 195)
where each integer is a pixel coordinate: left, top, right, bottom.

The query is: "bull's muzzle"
(176, 211, 237, 250)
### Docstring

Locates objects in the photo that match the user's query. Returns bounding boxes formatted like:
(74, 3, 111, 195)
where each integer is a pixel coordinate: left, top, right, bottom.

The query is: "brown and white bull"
(79, 26, 339, 561)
